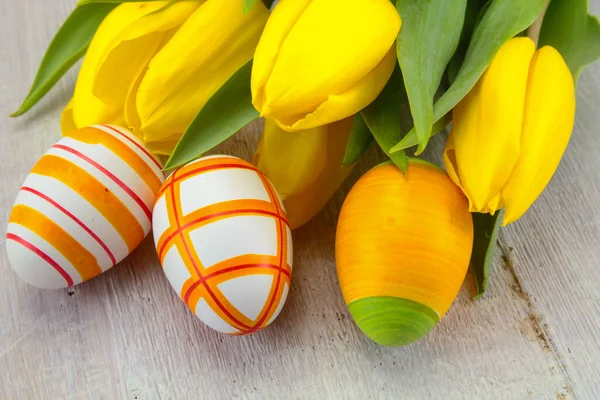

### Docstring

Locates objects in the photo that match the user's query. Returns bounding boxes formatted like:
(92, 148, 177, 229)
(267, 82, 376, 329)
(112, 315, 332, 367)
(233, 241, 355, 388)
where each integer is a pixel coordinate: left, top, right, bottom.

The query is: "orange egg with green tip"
(335, 159, 474, 346)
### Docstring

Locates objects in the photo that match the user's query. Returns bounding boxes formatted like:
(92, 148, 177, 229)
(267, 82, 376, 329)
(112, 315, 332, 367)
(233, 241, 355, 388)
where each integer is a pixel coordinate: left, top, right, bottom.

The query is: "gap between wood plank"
(497, 233, 578, 399)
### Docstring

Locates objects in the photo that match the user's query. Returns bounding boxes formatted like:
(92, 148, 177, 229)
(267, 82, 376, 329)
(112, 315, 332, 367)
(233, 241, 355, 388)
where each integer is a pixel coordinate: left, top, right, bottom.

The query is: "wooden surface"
(1, 1, 599, 399)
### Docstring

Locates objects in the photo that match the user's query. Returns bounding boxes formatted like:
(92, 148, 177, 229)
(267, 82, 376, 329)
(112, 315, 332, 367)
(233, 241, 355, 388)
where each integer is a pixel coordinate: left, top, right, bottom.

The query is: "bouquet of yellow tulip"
(11, 0, 600, 345)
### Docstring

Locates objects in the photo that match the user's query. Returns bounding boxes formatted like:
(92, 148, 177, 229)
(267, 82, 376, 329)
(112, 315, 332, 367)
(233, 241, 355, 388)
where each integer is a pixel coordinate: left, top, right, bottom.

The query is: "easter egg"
(5, 125, 164, 289)
(336, 159, 473, 346)
(152, 155, 293, 335)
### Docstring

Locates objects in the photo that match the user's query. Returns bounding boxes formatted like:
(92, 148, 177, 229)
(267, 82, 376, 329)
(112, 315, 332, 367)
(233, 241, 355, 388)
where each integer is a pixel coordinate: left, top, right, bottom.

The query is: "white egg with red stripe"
(153, 155, 293, 335)
(5, 125, 164, 289)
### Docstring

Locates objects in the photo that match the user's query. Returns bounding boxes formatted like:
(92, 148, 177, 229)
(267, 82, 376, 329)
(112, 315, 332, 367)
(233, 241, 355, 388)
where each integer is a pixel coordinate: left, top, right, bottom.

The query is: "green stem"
(526, 0, 550, 43)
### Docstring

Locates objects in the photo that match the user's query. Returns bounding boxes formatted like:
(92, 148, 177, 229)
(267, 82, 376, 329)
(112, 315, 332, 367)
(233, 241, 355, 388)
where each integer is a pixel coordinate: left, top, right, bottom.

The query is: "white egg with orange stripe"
(153, 155, 293, 335)
(5, 125, 165, 289)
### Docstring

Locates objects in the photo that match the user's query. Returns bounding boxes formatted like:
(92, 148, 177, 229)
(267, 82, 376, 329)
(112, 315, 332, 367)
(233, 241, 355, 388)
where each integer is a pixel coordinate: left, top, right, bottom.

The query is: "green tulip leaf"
(342, 114, 373, 167)
(11, 3, 117, 117)
(390, 0, 546, 154)
(430, 111, 453, 137)
(396, 0, 467, 153)
(388, 111, 452, 151)
(447, 0, 489, 84)
(538, 0, 600, 83)
(360, 67, 408, 173)
(165, 60, 259, 170)
(471, 210, 503, 300)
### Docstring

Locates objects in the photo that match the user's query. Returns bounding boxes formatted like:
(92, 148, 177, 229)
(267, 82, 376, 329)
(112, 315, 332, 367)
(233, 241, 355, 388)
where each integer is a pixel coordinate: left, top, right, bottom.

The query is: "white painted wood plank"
(0, 1, 598, 399)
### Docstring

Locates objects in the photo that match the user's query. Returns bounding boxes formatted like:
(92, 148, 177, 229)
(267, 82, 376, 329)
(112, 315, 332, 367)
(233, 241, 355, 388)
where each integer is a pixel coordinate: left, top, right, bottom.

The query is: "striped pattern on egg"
(153, 155, 293, 335)
(5, 125, 164, 289)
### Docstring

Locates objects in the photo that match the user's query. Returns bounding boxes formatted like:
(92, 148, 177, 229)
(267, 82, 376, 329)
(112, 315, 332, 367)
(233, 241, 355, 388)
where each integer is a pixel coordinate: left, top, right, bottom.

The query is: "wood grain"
(1, 1, 599, 399)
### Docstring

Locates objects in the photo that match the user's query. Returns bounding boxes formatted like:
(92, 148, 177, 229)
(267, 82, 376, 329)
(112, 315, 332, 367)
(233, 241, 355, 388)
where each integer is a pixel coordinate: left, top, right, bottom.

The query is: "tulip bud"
(251, 0, 401, 132)
(62, 0, 270, 155)
(253, 118, 354, 229)
(443, 37, 576, 225)
(61, 2, 169, 134)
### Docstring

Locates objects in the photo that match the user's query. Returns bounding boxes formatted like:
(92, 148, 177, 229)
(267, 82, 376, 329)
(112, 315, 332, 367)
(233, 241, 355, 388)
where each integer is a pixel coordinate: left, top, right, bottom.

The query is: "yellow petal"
(251, 0, 313, 110)
(123, 65, 146, 140)
(60, 98, 76, 135)
(273, 46, 396, 131)
(486, 193, 505, 215)
(136, 0, 269, 144)
(254, 117, 355, 229)
(254, 119, 328, 199)
(450, 37, 535, 213)
(442, 132, 460, 189)
(501, 46, 575, 225)
(69, 2, 165, 129)
(92, 1, 200, 110)
(145, 135, 182, 156)
(253, 0, 400, 124)
(444, 133, 505, 214)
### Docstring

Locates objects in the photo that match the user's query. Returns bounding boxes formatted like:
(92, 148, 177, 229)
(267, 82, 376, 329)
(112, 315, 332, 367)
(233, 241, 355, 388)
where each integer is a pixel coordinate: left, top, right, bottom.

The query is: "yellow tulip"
(443, 37, 576, 225)
(251, 0, 401, 132)
(61, 2, 167, 134)
(253, 118, 354, 229)
(62, 0, 269, 155)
